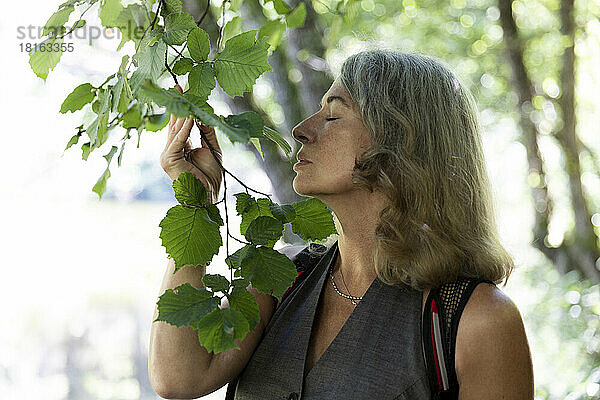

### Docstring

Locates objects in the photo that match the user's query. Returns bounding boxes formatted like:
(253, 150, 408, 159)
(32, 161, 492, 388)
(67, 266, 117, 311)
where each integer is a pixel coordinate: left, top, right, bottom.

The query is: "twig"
(126, 0, 162, 71)
(164, 46, 179, 86)
(54, 2, 95, 39)
(195, 0, 211, 26)
(216, 0, 228, 52)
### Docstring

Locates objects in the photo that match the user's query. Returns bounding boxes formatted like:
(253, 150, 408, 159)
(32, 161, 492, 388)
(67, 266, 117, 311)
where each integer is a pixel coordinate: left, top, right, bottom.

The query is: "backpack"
(225, 244, 494, 399)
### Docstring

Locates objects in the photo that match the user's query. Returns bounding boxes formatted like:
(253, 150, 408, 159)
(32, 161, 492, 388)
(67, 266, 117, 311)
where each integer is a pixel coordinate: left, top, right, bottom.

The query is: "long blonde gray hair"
(311, 50, 514, 291)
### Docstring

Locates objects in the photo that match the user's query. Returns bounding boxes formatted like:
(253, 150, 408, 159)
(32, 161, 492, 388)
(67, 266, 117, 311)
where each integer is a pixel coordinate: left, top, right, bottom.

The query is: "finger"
(166, 116, 187, 147)
(196, 121, 221, 153)
(167, 117, 194, 155)
(174, 84, 183, 94)
(168, 113, 177, 132)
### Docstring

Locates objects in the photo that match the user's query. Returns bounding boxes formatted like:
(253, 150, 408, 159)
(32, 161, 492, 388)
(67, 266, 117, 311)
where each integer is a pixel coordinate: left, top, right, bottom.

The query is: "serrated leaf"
(206, 204, 224, 226)
(92, 145, 118, 198)
(161, 0, 183, 16)
(239, 246, 298, 301)
(139, 80, 251, 143)
(238, 198, 276, 236)
(188, 62, 216, 102)
(223, 111, 263, 138)
(202, 274, 230, 293)
(285, 2, 306, 28)
(60, 83, 95, 113)
(43, 5, 74, 36)
(234, 193, 256, 215)
(29, 36, 64, 80)
(214, 30, 272, 97)
(192, 307, 250, 353)
(172, 171, 208, 206)
(269, 203, 296, 223)
(155, 283, 220, 327)
(244, 216, 283, 247)
(228, 284, 260, 330)
(129, 39, 167, 93)
(225, 245, 252, 269)
(172, 57, 193, 75)
(163, 12, 196, 45)
(291, 198, 338, 241)
(188, 27, 210, 62)
(159, 205, 222, 271)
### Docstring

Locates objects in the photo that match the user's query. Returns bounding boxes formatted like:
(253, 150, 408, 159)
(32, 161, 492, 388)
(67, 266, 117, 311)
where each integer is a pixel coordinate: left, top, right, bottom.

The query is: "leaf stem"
(195, 0, 211, 26)
(54, 2, 95, 39)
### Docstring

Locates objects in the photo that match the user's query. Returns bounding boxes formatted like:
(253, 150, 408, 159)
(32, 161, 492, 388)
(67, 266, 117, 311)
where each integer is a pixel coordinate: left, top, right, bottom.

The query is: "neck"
(321, 187, 389, 292)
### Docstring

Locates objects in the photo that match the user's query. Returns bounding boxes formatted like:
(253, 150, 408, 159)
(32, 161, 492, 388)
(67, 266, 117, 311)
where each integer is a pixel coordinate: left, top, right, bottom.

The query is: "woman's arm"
(455, 283, 534, 400)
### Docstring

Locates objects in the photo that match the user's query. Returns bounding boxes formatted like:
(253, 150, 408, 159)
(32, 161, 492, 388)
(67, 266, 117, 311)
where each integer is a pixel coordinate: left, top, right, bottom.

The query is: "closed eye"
(325, 117, 338, 121)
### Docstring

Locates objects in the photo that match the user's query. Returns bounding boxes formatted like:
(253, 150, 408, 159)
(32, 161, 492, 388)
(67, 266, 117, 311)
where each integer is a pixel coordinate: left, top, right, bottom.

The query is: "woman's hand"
(159, 84, 223, 203)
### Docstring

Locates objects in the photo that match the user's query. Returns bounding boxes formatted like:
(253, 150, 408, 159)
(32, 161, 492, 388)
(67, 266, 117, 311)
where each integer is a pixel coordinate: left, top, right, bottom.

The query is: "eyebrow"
(320, 95, 350, 109)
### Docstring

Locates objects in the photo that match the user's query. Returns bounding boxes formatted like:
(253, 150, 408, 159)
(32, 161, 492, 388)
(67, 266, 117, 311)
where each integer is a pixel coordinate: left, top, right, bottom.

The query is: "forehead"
(320, 78, 352, 108)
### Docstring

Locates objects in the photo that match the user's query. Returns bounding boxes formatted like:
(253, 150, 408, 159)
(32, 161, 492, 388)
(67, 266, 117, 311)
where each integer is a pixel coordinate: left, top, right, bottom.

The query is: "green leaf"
(155, 283, 220, 327)
(223, 16, 242, 44)
(172, 171, 208, 206)
(172, 57, 194, 75)
(234, 193, 256, 215)
(228, 283, 260, 330)
(237, 197, 276, 236)
(161, 0, 183, 16)
(206, 204, 224, 226)
(139, 80, 251, 143)
(29, 36, 64, 80)
(192, 307, 249, 353)
(163, 12, 196, 46)
(269, 0, 291, 14)
(146, 113, 170, 131)
(202, 274, 230, 293)
(129, 39, 167, 93)
(239, 246, 298, 301)
(291, 198, 338, 241)
(60, 83, 95, 113)
(159, 205, 222, 271)
(223, 112, 263, 138)
(214, 30, 272, 97)
(250, 137, 264, 160)
(81, 142, 92, 160)
(269, 203, 296, 224)
(244, 216, 284, 247)
(225, 245, 252, 269)
(285, 2, 306, 28)
(262, 126, 292, 158)
(64, 133, 80, 152)
(188, 27, 211, 62)
(258, 19, 285, 51)
(188, 62, 216, 102)
(92, 145, 118, 198)
(43, 5, 74, 36)
(122, 107, 142, 129)
(99, 0, 124, 27)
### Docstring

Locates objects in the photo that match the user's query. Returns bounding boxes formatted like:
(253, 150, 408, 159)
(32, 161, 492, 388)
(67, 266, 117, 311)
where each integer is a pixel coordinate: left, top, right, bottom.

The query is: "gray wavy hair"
(308, 50, 514, 290)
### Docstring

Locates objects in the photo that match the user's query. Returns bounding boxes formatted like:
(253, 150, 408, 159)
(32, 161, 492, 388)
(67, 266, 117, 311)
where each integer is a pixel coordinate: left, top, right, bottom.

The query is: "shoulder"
(455, 282, 534, 399)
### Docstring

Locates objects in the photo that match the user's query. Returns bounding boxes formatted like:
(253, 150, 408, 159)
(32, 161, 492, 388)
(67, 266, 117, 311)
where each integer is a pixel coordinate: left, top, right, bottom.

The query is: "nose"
(292, 116, 315, 144)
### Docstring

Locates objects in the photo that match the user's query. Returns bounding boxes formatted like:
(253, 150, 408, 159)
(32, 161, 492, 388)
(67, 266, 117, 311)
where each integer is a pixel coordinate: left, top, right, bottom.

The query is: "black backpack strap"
(225, 242, 328, 400)
(422, 277, 495, 399)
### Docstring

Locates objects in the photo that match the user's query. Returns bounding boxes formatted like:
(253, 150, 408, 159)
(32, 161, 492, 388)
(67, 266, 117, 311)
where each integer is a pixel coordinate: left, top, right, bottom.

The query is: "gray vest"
(233, 241, 430, 399)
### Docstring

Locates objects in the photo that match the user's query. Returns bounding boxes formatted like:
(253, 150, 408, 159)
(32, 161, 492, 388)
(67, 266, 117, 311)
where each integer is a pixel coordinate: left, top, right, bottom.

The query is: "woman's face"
(292, 77, 372, 197)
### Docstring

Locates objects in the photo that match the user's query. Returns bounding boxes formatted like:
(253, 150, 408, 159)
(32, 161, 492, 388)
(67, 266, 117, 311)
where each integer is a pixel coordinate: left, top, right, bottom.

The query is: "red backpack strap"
(422, 277, 495, 399)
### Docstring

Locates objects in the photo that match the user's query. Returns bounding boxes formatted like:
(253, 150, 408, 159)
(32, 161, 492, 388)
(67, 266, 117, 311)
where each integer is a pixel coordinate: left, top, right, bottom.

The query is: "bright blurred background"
(1, 0, 600, 399)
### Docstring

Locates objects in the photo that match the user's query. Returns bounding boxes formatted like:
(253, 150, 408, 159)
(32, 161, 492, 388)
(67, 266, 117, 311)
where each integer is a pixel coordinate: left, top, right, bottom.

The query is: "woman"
(149, 50, 534, 399)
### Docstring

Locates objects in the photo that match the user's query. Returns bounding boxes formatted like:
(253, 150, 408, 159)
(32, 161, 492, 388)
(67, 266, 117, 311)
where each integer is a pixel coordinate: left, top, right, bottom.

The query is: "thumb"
(196, 121, 222, 153)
